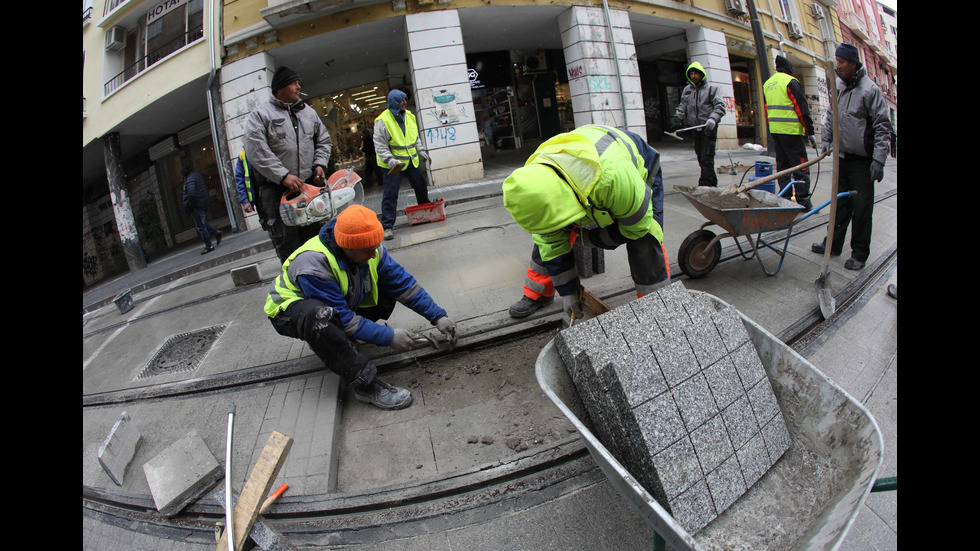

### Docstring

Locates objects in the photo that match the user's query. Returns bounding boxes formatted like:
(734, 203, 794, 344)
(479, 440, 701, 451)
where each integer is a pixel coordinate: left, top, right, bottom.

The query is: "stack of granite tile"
(554, 281, 792, 534)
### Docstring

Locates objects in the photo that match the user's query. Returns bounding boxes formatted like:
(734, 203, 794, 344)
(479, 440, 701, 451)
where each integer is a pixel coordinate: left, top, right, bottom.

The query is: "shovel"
(815, 59, 842, 319)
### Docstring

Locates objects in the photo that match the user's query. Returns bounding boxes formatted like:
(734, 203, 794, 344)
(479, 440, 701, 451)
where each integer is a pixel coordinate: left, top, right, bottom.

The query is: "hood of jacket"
(685, 62, 707, 87)
(503, 163, 587, 235)
(775, 55, 794, 75)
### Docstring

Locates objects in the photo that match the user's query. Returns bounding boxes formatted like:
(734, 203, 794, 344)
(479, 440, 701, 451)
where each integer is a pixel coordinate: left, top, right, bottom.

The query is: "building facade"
(85, 0, 885, 288)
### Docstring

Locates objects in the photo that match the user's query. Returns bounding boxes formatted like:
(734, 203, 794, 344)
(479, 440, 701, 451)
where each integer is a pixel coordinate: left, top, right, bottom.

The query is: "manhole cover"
(136, 325, 226, 380)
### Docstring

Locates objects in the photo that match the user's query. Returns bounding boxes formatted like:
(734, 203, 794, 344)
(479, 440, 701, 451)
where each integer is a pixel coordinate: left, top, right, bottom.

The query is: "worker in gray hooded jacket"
(244, 66, 333, 262)
(811, 43, 892, 271)
(674, 61, 726, 187)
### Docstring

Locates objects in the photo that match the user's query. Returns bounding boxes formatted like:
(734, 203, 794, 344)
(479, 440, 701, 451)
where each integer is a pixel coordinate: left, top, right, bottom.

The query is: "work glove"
(389, 328, 419, 352)
(419, 150, 429, 163)
(670, 116, 682, 130)
(435, 316, 456, 337)
(704, 119, 716, 133)
(808, 136, 818, 150)
(870, 160, 885, 182)
(562, 287, 585, 320)
(820, 144, 832, 157)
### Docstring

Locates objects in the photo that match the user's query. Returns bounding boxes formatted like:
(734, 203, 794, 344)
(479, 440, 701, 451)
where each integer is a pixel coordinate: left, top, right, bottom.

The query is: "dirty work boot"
(354, 379, 412, 410)
(508, 295, 554, 319)
(215, 230, 223, 247)
(384, 228, 394, 241)
(810, 241, 840, 256)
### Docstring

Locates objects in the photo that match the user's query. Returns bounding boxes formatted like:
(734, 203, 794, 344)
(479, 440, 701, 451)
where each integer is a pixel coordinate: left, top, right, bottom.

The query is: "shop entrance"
(730, 55, 760, 145)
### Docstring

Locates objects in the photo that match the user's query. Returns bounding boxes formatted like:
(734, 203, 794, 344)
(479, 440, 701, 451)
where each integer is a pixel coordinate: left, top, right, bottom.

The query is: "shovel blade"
(815, 275, 836, 319)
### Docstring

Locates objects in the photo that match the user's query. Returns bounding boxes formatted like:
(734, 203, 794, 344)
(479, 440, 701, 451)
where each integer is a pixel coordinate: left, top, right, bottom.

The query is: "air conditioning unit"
(810, 3, 826, 20)
(523, 53, 547, 73)
(105, 26, 126, 52)
(787, 21, 804, 39)
(725, 0, 747, 16)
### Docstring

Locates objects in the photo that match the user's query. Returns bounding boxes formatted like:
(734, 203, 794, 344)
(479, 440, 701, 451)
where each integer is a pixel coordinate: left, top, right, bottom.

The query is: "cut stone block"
(555, 281, 794, 535)
(98, 411, 142, 486)
(143, 431, 223, 517)
(231, 263, 263, 286)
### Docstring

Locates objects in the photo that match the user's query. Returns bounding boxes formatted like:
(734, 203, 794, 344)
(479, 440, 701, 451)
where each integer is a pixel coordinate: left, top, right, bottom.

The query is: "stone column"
(102, 132, 146, 272)
(559, 5, 644, 135)
(684, 27, 738, 150)
(405, 9, 483, 187)
(218, 52, 275, 230)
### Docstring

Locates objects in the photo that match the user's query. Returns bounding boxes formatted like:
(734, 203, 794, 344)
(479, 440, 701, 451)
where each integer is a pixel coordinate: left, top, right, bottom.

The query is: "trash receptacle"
(113, 289, 134, 314)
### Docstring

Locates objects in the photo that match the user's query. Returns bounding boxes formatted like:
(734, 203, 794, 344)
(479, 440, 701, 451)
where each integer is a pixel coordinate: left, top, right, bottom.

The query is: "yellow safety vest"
(239, 149, 253, 203)
(763, 72, 805, 135)
(375, 110, 419, 170)
(264, 234, 380, 318)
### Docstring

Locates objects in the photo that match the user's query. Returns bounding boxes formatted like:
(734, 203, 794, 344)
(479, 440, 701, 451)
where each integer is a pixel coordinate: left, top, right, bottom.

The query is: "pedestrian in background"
(811, 43, 892, 271)
(763, 55, 815, 209)
(360, 126, 381, 187)
(235, 149, 257, 215)
(264, 205, 456, 410)
(182, 166, 221, 255)
(244, 66, 332, 262)
(374, 89, 431, 240)
(674, 62, 726, 187)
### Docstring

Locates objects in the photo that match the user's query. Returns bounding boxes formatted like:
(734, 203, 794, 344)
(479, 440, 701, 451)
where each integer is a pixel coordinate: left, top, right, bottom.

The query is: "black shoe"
(508, 295, 555, 319)
(887, 284, 897, 299)
(202, 246, 214, 255)
(844, 257, 865, 271)
(811, 242, 841, 256)
(215, 231, 222, 247)
(353, 379, 413, 410)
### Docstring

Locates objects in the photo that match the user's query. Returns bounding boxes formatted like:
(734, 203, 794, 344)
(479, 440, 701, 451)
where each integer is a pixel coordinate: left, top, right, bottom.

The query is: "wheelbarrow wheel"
(678, 229, 721, 279)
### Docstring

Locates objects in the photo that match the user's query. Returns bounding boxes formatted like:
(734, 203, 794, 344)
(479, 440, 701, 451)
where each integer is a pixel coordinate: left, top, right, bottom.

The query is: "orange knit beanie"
(334, 205, 384, 249)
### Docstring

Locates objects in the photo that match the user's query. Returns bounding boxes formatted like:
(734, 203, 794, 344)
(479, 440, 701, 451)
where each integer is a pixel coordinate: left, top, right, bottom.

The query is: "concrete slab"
(143, 431, 223, 516)
(98, 411, 142, 485)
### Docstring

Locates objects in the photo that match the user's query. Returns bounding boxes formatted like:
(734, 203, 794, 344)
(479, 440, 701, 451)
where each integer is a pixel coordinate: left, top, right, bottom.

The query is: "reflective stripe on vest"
(764, 73, 805, 135)
(264, 236, 380, 318)
(375, 110, 419, 170)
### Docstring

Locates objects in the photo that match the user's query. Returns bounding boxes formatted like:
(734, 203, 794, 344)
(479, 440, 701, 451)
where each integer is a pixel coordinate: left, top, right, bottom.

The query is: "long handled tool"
(719, 152, 828, 198)
(224, 403, 235, 551)
(664, 123, 706, 141)
(568, 287, 612, 326)
(815, 59, 842, 319)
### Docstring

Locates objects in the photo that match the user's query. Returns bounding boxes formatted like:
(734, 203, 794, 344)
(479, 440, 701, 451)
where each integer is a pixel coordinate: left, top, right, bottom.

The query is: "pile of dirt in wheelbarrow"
(677, 186, 774, 210)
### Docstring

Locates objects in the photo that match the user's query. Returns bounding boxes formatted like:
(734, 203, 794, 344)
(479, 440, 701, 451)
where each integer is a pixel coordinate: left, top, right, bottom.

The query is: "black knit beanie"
(271, 66, 300, 93)
(835, 43, 861, 65)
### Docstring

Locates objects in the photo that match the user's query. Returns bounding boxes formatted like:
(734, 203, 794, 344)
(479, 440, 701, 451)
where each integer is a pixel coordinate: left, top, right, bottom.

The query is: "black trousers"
(269, 295, 398, 387)
(772, 133, 812, 206)
(823, 154, 875, 262)
(693, 130, 718, 187)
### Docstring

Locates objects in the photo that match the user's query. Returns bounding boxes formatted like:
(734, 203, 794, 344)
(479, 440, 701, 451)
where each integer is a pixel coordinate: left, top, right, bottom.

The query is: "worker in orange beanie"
(264, 205, 456, 409)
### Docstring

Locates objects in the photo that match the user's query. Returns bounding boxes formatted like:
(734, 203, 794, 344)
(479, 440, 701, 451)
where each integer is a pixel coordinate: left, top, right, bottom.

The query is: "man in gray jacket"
(674, 61, 726, 187)
(811, 43, 892, 271)
(244, 66, 333, 262)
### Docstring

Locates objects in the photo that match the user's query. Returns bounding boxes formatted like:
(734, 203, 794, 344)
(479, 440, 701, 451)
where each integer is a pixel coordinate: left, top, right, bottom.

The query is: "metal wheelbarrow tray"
(675, 186, 847, 279)
(535, 291, 883, 551)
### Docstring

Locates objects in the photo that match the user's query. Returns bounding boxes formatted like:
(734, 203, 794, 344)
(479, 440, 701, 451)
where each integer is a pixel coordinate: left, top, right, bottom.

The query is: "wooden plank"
(216, 431, 293, 551)
(583, 288, 611, 315)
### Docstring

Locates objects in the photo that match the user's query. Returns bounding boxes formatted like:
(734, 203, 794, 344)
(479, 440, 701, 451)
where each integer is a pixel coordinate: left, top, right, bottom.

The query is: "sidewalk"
(83, 142, 897, 550)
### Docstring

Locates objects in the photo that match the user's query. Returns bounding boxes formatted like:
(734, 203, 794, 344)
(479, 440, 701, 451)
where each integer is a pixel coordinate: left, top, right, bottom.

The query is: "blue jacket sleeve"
(235, 159, 249, 204)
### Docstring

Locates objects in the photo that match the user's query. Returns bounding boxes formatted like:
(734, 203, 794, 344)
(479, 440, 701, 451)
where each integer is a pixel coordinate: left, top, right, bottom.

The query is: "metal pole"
(225, 402, 236, 551)
(601, 0, 629, 128)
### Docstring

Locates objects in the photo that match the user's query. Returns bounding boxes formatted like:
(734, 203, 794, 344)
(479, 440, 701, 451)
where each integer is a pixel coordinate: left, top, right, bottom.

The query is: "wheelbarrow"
(676, 183, 856, 279)
(535, 291, 885, 550)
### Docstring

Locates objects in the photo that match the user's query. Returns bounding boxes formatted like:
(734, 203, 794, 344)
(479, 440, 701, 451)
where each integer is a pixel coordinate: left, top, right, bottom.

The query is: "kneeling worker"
(264, 205, 456, 409)
(504, 124, 670, 319)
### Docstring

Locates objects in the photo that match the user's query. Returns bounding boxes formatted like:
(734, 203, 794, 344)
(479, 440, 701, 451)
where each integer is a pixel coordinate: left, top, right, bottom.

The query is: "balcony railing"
(104, 28, 203, 97)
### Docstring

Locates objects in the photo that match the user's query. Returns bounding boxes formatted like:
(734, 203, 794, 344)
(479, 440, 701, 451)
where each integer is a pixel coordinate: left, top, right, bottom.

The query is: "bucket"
(405, 198, 446, 227)
(754, 161, 773, 177)
(113, 289, 134, 314)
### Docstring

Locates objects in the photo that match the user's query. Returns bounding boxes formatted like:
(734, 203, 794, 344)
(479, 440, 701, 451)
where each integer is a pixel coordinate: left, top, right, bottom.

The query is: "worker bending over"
(503, 125, 670, 319)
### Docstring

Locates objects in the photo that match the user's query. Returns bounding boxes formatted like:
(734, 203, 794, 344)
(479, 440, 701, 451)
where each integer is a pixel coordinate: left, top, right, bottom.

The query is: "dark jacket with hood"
(675, 62, 726, 129)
